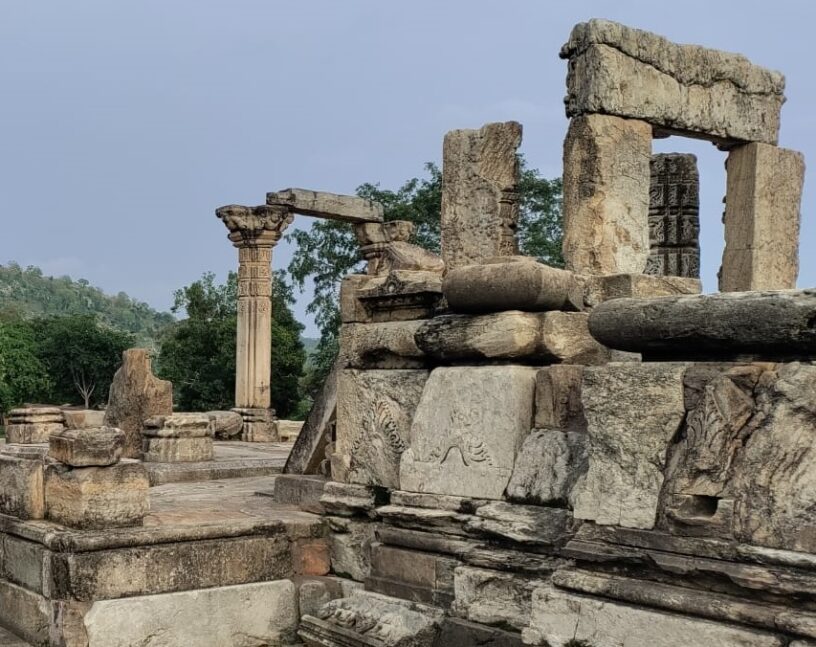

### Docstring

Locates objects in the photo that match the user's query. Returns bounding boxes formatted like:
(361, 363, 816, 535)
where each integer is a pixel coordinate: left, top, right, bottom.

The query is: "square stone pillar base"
(233, 408, 279, 442)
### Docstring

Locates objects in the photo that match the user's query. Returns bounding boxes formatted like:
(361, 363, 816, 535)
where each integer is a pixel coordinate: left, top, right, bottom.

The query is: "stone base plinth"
(233, 408, 279, 442)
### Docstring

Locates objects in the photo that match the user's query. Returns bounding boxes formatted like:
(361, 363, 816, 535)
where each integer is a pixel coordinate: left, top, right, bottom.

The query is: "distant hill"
(0, 262, 175, 347)
(302, 337, 319, 356)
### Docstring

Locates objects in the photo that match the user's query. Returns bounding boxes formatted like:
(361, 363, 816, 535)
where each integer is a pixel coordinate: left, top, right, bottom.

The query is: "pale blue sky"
(2, 1, 813, 336)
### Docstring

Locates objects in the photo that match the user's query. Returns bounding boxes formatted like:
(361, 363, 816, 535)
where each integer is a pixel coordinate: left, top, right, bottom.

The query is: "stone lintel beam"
(266, 188, 384, 223)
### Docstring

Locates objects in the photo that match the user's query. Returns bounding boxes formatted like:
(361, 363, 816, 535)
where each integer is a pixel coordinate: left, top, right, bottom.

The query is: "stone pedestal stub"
(0, 454, 45, 519)
(646, 153, 700, 278)
(399, 366, 536, 500)
(720, 143, 805, 292)
(336, 369, 428, 489)
(441, 121, 522, 271)
(562, 113, 652, 275)
(6, 406, 65, 444)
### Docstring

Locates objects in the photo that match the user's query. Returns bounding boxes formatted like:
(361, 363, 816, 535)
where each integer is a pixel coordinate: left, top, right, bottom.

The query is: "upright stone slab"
(646, 153, 700, 278)
(562, 114, 652, 275)
(573, 363, 687, 529)
(399, 366, 536, 499)
(104, 349, 172, 458)
(560, 19, 785, 144)
(441, 121, 522, 271)
(335, 369, 428, 488)
(720, 143, 805, 291)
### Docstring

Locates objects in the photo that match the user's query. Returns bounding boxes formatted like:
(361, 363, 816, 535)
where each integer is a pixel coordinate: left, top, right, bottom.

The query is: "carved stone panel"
(400, 366, 537, 500)
(335, 369, 429, 489)
(646, 153, 700, 278)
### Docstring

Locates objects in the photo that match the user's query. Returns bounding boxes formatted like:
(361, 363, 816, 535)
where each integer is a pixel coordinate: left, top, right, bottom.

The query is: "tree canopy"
(288, 158, 563, 392)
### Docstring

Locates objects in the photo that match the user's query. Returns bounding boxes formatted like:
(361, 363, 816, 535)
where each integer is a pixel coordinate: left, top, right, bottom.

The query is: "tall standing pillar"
(216, 204, 294, 442)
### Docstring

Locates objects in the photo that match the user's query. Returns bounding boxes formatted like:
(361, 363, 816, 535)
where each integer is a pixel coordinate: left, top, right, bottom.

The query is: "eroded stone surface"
(335, 370, 428, 488)
(563, 113, 652, 276)
(573, 363, 687, 529)
(48, 427, 124, 467)
(267, 187, 383, 223)
(400, 366, 536, 500)
(561, 19, 785, 144)
(340, 321, 426, 369)
(453, 566, 543, 631)
(441, 122, 522, 270)
(104, 349, 173, 458)
(0, 455, 44, 520)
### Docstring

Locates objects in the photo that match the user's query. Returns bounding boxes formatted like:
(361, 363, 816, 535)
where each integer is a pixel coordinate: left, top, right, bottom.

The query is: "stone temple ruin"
(0, 18, 813, 647)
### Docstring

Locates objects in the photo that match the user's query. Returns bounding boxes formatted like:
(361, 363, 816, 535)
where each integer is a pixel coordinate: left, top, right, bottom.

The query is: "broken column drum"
(217, 204, 294, 439)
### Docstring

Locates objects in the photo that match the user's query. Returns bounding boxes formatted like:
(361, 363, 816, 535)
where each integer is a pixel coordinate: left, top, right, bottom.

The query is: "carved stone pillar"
(216, 204, 293, 441)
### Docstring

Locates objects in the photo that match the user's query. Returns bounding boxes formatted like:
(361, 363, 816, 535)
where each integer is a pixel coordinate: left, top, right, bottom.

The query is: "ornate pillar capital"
(216, 204, 294, 247)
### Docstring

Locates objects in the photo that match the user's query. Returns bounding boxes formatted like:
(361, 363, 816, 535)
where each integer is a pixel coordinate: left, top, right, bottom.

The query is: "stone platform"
(0, 626, 29, 647)
(0, 475, 324, 646)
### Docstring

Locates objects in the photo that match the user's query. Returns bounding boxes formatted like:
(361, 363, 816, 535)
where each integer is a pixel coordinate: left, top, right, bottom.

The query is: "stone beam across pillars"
(266, 188, 383, 223)
(216, 204, 294, 441)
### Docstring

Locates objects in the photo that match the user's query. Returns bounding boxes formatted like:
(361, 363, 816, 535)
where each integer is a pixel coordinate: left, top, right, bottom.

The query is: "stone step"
(0, 625, 30, 647)
(256, 474, 327, 514)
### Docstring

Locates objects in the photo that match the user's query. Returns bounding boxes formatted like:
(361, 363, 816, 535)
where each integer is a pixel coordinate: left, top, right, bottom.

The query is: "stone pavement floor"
(0, 626, 29, 647)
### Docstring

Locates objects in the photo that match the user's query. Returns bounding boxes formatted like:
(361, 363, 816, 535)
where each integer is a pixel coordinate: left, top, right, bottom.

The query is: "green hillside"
(0, 262, 175, 347)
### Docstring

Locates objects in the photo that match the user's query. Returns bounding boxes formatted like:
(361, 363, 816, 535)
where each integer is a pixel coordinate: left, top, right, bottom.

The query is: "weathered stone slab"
(267, 187, 383, 223)
(0, 455, 44, 520)
(268, 474, 327, 514)
(466, 502, 575, 548)
(434, 617, 524, 647)
(554, 568, 816, 640)
(1, 535, 45, 593)
(721, 143, 805, 291)
(320, 481, 388, 517)
(142, 437, 214, 463)
(443, 257, 583, 313)
(453, 566, 543, 631)
(340, 321, 426, 369)
(284, 358, 339, 475)
(5, 422, 63, 444)
(327, 516, 378, 581)
(533, 365, 585, 431)
(415, 311, 610, 365)
(573, 363, 687, 529)
(505, 429, 587, 508)
(0, 579, 49, 646)
(48, 427, 124, 467)
(300, 590, 442, 647)
(104, 348, 173, 458)
(233, 407, 278, 443)
(563, 113, 652, 275)
(335, 370, 428, 488)
(368, 543, 459, 606)
(523, 585, 785, 646)
(647, 153, 700, 278)
(441, 121, 522, 270)
(561, 19, 785, 144)
(45, 461, 149, 529)
(60, 409, 105, 430)
(346, 271, 444, 324)
(400, 366, 536, 499)
(83, 579, 298, 647)
(588, 290, 816, 360)
(582, 272, 701, 306)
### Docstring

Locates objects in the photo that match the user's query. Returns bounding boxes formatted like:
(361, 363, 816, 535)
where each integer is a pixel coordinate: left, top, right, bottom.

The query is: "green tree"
(0, 319, 51, 415)
(157, 272, 306, 417)
(31, 315, 134, 408)
(287, 158, 563, 391)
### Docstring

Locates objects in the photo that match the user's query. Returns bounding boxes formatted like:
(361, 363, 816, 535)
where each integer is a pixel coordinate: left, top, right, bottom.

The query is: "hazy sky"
(2, 1, 813, 337)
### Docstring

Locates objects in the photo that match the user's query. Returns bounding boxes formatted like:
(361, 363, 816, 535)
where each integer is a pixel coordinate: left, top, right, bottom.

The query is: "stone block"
(104, 348, 173, 458)
(588, 289, 816, 360)
(267, 187, 383, 223)
(582, 272, 701, 306)
(83, 579, 298, 647)
(721, 143, 805, 291)
(142, 437, 214, 463)
(434, 617, 524, 647)
(453, 566, 543, 631)
(320, 481, 388, 517)
(277, 419, 303, 442)
(561, 19, 785, 144)
(293, 538, 331, 576)
(206, 410, 243, 439)
(505, 429, 587, 508)
(466, 502, 575, 548)
(60, 409, 105, 430)
(443, 257, 583, 313)
(271, 474, 327, 514)
(400, 366, 536, 499)
(415, 311, 610, 365)
(563, 113, 652, 275)
(0, 579, 50, 647)
(1, 535, 45, 593)
(233, 407, 278, 443)
(336, 369, 428, 489)
(0, 455, 45, 520)
(5, 422, 63, 444)
(44, 461, 149, 529)
(341, 272, 444, 324)
(534, 365, 585, 431)
(523, 585, 784, 647)
(441, 121, 522, 270)
(573, 362, 687, 529)
(48, 427, 124, 467)
(296, 576, 354, 619)
(340, 321, 426, 369)
(328, 517, 377, 582)
(369, 544, 459, 603)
